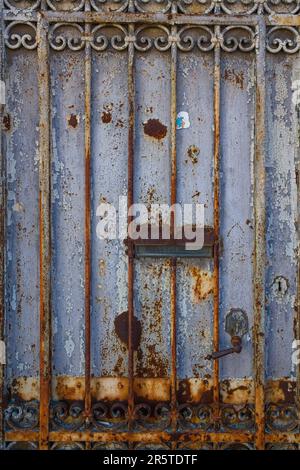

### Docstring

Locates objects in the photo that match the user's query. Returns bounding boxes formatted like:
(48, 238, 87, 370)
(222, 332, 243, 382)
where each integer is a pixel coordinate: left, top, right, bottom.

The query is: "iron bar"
(170, 3, 178, 435)
(0, 0, 5, 450)
(84, 0, 92, 425)
(127, 1, 135, 430)
(6, 430, 300, 444)
(212, 24, 221, 424)
(37, 12, 51, 450)
(3, 11, 263, 26)
(253, 17, 266, 450)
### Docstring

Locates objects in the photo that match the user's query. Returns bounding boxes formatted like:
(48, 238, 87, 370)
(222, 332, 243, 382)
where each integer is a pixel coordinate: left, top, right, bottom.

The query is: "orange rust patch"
(67, 113, 79, 128)
(178, 378, 214, 404)
(143, 119, 167, 140)
(114, 311, 142, 350)
(101, 111, 112, 124)
(187, 145, 200, 164)
(224, 68, 244, 90)
(266, 379, 296, 404)
(220, 379, 254, 404)
(189, 267, 213, 303)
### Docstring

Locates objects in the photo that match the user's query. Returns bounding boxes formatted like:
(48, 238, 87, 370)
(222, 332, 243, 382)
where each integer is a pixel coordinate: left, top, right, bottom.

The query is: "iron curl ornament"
(4, 21, 38, 50)
(133, 402, 171, 431)
(91, 401, 128, 431)
(46, 0, 85, 10)
(133, 25, 172, 51)
(219, 26, 256, 52)
(178, 403, 213, 431)
(5, 400, 39, 430)
(51, 401, 86, 431)
(266, 404, 299, 432)
(91, 24, 129, 51)
(90, 0, 130, 12)
(49, 23, 86, 50)
(177, 25, 216, 52)
(267, 27, 300, 54)
(2, 0, 300, 12)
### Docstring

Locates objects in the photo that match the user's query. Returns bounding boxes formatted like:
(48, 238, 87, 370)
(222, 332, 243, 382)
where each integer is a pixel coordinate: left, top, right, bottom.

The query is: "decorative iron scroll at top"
(3, 21, 300, 54)
(3, 0, 300, 14)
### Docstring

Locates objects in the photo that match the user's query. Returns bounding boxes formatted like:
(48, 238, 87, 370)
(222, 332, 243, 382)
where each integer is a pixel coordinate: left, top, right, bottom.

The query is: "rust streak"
(84, 10, 92, 420)
(37, 14, 51, 451)
(213, 25, 221, 419)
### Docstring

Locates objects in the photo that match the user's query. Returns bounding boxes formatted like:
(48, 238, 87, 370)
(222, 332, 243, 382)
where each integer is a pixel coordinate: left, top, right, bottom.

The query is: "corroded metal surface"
(1, 0, 300, 451)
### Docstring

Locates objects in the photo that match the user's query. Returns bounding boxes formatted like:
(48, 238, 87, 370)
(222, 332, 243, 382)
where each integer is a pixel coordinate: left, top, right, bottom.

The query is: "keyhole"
(272, 276, 288, 297)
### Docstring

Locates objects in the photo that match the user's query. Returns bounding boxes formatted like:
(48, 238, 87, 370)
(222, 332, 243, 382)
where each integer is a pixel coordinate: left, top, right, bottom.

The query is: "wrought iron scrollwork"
(49, 23, 86, 51)
(3, 20, 300, 54)
(91, 401, 128, 430)
(4, 0, 42, 9)
(5, 401, 39, 430)
(177, 26, 216, 52)
(91, 24, 129, 51)
(4, 21, 38, 50)
(3, 0, 300, 13)
(46, 0, 85, 10)
(220, 26, 256, 52)
(178, 404, 213, 430)
(90, 0, 130, 12)
(133, 402, 171, 430)
(267, 27, 300, 54)
(220, 404, 255, 431)
(266, 404, 299, 432)
(134, 25, 172, 51)
(134, 0, 173, 13)
(51, 401, 85, 431)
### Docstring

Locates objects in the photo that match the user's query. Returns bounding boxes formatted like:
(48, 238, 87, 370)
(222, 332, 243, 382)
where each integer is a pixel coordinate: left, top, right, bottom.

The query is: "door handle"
(206, 308, 248, 361)
(206, 336, 242, 360)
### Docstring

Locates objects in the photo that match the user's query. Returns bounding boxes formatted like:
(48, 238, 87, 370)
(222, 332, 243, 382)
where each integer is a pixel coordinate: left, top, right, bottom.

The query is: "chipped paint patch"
(176, 111, 190, 129)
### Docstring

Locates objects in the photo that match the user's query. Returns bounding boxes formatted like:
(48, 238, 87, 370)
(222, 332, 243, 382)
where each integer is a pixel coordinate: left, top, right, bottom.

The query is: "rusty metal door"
(0, 0, 299, 451)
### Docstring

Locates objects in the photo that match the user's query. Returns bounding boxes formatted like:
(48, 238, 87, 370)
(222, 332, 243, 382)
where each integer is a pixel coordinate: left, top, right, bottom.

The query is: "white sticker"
(0, 340, 5, 365)
(0, 80, 5, 105)
(176, 111, 190, 130)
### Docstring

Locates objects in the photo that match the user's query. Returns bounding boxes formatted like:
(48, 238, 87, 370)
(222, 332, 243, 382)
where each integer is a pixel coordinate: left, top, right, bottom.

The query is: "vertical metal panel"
(90, 48, 128, 377)
(219, 52, 255, 378)
(51, 48, 85, 377)
(265, 53, 298, 378)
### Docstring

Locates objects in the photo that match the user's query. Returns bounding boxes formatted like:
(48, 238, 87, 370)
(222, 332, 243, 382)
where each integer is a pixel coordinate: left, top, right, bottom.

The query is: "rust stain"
(178, 379, 213, 404)
(224, 68, 244, 90)
(2, 113, 11, 131)
(67, 113, 79, 128)
(114, 311, 142, 350)
(220, 379, 253, 404)
(101, 111, 112, 124)
(143, 119, 167, 140)
(187, 145, 200, 165)
(189, 267, 214, 303)
(266, 379, 296, 404)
